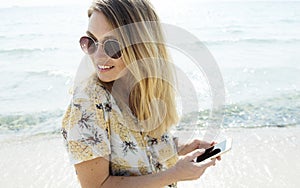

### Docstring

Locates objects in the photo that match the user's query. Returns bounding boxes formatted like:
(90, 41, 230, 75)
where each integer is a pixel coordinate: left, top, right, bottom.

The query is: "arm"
(75, 149, 216, 188)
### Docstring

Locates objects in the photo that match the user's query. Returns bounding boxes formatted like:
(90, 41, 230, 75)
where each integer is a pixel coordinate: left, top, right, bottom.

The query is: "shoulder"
(72, 74, 108, 102)
(62, 74, 110, 131)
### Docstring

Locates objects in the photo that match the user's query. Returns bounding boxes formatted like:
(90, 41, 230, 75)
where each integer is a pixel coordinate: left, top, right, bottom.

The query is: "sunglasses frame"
(79, 36, 122, 59)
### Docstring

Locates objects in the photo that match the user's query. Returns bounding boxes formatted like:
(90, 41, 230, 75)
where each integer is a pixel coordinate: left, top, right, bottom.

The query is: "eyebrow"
(86, 31, 117, 42)
(86, 31, 97, 41)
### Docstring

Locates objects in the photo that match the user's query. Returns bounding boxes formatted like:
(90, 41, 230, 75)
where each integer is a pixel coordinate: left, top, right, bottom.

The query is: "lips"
(97, 65, 114, 72)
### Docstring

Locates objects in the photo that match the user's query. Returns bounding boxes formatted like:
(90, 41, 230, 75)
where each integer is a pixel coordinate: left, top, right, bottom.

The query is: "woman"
(61, 0, 218, 187)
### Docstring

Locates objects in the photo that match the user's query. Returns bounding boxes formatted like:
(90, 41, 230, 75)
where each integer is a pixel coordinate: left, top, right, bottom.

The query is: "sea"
(0, 0, 300, 140)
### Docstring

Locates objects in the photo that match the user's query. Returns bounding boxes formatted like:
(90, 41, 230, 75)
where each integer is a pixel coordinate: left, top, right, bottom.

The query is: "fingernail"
(199, 148, 205, 153)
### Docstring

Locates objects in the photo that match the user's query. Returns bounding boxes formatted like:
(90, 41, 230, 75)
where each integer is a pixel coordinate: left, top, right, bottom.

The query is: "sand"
(0, 126, 299, 188)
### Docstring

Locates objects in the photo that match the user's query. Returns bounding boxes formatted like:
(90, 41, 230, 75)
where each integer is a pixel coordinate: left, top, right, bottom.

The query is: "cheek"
(119, 63, 126, 71)
(89, 55, 98, 66)
(117, 62, 128, 75)
(115, 59, 126, 70)
(115, 60, 128, 77)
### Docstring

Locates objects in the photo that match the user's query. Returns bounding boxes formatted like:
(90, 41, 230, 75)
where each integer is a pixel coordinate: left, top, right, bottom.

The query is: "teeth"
(98, 65, 113, 69)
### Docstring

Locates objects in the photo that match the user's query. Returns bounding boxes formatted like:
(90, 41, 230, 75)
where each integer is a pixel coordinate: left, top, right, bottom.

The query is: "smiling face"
(87, 11, 127, 82)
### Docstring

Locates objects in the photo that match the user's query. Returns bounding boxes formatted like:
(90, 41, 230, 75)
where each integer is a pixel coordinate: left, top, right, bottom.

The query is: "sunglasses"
(79, 36, 122, 59)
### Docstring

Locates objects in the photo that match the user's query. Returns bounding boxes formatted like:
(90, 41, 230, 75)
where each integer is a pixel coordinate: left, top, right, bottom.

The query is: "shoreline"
(0, 126, 299, 187)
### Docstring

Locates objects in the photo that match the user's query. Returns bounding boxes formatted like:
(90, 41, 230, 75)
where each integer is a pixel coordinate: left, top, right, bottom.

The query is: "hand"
(171, 149, 217, 181)
(177, 139, 212, 156)
(210, 141, 222, 161)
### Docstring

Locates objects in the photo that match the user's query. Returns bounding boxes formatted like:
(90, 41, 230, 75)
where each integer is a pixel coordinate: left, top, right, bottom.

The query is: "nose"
(93, 44, 108, 59)
(91, 45, 110, 66)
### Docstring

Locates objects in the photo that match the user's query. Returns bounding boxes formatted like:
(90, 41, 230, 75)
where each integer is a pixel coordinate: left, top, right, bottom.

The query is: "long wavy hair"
(88, 0, 178, 137)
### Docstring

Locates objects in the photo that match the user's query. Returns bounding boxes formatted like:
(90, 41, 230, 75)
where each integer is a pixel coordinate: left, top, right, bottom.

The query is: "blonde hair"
(88, 0, 178, 137)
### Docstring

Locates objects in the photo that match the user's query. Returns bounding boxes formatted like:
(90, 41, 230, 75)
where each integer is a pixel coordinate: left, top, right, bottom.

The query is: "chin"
(95, 73, 113, 82)
(98, 77, 116, 83)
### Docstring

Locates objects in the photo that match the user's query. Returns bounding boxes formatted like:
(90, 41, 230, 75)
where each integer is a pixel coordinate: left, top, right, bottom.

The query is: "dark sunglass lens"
(104, 40, 121, 59)
(80, 37, 96, 54)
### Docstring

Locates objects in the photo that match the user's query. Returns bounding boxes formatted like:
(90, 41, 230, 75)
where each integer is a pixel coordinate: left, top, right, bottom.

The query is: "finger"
(210, 141, 217, 146)
(189, 139, 201, 150)
(185, 149, 205, 161)
(192, 139, 201, 146)
(198, 140, 211, 149)
(198, 158, 216, 168)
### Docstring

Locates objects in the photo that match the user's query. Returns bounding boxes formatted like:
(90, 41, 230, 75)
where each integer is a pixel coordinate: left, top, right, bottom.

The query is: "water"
(0, 1, 300, 139)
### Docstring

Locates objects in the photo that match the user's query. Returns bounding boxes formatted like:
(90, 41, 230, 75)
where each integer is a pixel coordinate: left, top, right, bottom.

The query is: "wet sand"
(0, 126, 299, 188)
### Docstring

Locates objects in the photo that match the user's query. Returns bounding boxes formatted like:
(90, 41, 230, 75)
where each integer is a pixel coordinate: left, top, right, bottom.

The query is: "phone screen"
(196, 139, 230, 162)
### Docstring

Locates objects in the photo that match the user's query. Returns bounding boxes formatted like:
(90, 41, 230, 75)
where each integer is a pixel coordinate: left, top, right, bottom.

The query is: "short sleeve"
(61, 87, 111, 165)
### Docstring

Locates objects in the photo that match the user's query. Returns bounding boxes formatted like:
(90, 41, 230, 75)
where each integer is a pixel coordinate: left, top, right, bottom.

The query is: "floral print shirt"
(61, 75, 178, 187)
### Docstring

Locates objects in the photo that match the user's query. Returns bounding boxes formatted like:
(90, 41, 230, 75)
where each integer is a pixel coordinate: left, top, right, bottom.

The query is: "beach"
(1, 0, 300, 187)
(1, 126, 299, 188)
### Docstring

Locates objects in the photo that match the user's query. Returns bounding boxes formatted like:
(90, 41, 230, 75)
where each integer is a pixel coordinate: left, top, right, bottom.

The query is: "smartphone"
(196, 138, 232, 162)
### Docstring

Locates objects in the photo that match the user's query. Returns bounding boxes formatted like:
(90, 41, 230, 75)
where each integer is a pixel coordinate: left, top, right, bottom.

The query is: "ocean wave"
(279, 19, 299, 23)
(201, 38, 300, 45)
(1, 92, 299, 138)
(25, 70, 73, 78)
(223, 29, 244, 34)
(178, 92, 300, 129)
(0, 48, 59, 55)
(0, 70, 72, 91)
(18, 33, 44, 37)
(0, 110, 64, 135)
(0, 33, 44, 39)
